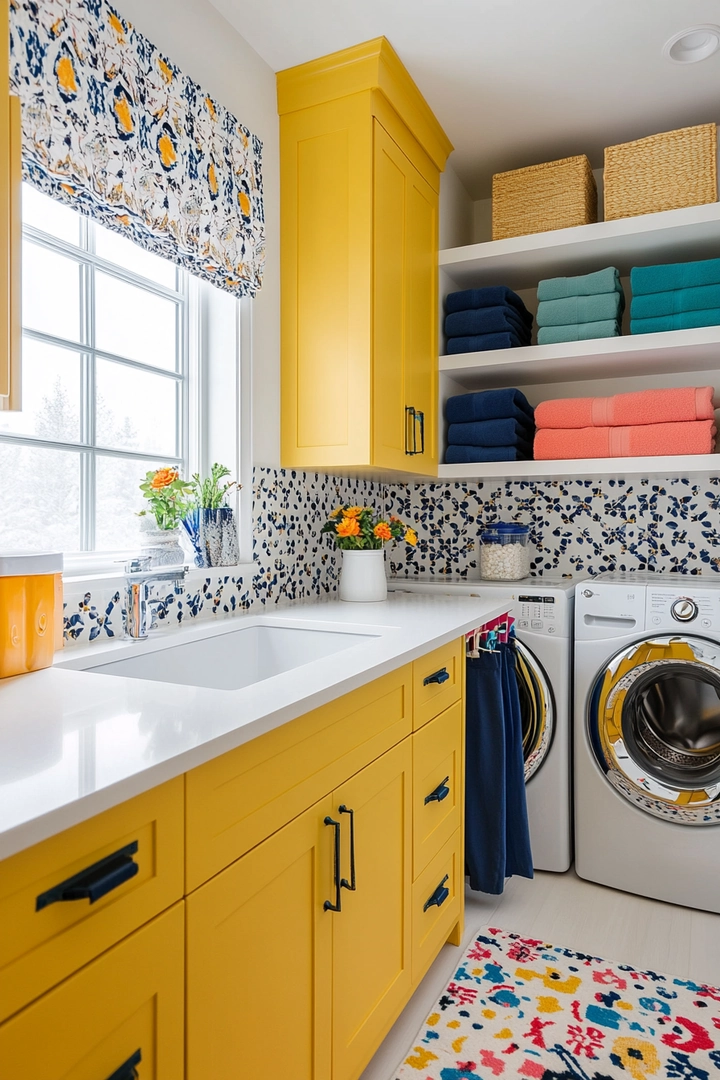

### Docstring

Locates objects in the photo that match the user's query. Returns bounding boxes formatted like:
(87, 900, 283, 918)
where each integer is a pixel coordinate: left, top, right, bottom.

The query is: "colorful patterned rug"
(393, 926, 720, 1080)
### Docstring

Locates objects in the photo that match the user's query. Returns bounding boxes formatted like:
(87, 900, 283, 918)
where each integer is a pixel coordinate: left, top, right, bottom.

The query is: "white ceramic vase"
(139, 517, 185, 568)
(339, 548, 388, 602)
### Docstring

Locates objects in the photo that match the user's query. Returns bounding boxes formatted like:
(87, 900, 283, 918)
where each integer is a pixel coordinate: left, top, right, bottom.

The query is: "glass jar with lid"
(479, 522, 530, 581)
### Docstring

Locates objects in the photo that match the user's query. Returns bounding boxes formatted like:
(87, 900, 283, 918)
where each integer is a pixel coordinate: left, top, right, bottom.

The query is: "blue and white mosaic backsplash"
(62, 468, 720, 646)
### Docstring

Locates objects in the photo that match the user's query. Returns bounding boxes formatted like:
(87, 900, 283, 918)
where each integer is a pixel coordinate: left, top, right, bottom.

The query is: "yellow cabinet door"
(331, 738, 413, 1080)
(186, 795, 334, 1080)
(373, 121, 438, 476)
(0, 903, 184, 1079)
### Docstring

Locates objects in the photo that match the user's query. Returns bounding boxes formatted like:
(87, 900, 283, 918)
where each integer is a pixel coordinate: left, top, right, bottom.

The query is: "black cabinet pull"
(339, 805, 356, 892)
(423, 667, 450, 687)
(416, 409, 425, 455)
(405, 407, 426, 456)
(323, 817, 342, 912)
(36, 841, 139, 912)
(105, 1048, 141, 1080)
(424, 777, 450, 805)
(423, 875, 450, 912)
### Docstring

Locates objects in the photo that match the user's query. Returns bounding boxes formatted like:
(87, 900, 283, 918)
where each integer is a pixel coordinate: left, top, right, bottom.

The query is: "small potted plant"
(321, 505, 417, 602)
(182, 463, 240, 567)
(138, 467, 193, 566)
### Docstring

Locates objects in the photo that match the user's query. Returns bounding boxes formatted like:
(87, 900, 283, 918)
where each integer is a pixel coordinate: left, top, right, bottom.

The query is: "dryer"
(389, 575, 575, 872)
(575, 573, 720, 913)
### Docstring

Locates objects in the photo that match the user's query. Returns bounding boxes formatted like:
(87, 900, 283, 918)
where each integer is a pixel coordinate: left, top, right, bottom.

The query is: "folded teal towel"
(631, 309, 720, 334)
(537, 267, 620, 301)
(631, 258, 720, 295)
(537, 320, 621, 345)
(631, 284, 720, 320)
(537, 291, 624, 327)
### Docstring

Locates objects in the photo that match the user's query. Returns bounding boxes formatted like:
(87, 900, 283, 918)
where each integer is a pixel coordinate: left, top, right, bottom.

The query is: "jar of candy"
(479, 522, 530, 580)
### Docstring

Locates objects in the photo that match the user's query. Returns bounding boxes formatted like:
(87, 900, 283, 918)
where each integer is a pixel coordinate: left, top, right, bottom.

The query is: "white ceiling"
(208, 0, 720, 199)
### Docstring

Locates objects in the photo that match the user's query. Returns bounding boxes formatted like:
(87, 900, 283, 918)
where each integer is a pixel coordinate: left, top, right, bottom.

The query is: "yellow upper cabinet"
(277, 38, 452, 476)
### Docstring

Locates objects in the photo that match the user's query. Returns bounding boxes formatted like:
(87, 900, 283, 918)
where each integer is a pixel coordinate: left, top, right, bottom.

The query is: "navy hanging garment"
(465, 641, 533, 894)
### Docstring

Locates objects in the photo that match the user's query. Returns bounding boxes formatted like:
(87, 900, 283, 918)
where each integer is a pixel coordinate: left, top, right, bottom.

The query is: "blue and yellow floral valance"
(9, 0, 265, 297)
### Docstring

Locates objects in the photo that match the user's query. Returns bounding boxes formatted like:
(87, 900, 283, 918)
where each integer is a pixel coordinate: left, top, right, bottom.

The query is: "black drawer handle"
(424, 777, 450, 805)
(36, 841, 139, 912)
(323, 817, 342, 913)
(339, 805, 357, 892)
(423, 668, 450, 687)
(105, 1048, 141, 1080)
(423, 874, 450, 913)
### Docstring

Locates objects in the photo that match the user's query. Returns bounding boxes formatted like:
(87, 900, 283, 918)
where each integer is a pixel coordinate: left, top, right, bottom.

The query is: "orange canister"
(0, 553, 63, 678)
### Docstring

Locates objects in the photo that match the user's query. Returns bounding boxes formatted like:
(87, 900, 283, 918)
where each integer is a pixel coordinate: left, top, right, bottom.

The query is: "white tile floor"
(360, 868, 720, 1080)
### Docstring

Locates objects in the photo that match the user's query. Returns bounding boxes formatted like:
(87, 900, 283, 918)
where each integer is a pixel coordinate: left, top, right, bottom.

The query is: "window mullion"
(81, 227, 95, 551)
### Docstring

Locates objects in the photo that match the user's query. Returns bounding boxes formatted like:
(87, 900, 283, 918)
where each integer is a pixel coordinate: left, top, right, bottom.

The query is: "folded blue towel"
(631, 309, 720, 334)
(631, 258, 720, 296)
(631, 284, 720, 320)
(446, 332, 528, 354)
(446, 287, 532, 326)
(537, 267, 621, 301)
(446, 389, 534, 426)
(445, 305, 532, 340)
(445, 444, 533, 464)
(537, 291, 625, 327)
(537, 320, 621, 345)
(447, 418, 534, 448)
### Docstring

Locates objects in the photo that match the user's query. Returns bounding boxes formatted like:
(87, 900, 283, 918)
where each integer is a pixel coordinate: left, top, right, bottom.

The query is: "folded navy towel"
(447, 418, 534, 448)
(446, 287, 533, 326)
(445, 444, 533, 464)
(445, 305, 533, 340)
(446, 332, 528, 354)
(446, 389, 534, 426)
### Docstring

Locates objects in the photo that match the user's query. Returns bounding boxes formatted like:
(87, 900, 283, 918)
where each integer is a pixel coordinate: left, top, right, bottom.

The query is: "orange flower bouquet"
(139, 467, 194, 530)
(321, 505, 418, 551)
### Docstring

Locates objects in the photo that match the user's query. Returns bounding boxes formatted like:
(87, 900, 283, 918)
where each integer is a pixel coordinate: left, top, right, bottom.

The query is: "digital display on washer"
(518, 596, 555, 604)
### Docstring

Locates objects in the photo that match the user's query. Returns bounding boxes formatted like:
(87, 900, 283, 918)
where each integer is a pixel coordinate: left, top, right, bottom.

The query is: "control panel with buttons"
(645, 589, 720, 632)
(515, 594, 569, 637)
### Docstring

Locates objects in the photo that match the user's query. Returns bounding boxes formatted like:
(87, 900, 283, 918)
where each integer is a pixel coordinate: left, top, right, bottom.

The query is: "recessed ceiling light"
(663, 24, 720, 64)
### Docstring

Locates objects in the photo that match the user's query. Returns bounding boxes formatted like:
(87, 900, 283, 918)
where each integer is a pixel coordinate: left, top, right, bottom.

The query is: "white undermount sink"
(64, 624, 378, 691)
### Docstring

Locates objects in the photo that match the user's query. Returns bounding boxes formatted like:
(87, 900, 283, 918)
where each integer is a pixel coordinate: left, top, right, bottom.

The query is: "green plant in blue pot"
(183, 463, 240, 567)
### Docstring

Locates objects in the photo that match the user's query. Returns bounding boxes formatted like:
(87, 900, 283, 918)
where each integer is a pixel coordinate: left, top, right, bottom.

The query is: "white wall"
(116, 0, 281, 466)
(439, 164, 474, 250)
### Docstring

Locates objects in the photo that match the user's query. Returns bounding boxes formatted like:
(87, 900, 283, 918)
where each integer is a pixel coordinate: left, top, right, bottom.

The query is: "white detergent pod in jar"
(479, 522, 530, 581)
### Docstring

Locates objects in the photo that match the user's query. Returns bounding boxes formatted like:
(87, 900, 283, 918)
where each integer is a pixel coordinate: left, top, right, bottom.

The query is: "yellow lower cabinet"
(331, 738, 413, 1080)
(412, 831, 464, 985)
(0, 902, 184, 1079)
(413, 699, 463, 878)
(186, 795, 334, 1080)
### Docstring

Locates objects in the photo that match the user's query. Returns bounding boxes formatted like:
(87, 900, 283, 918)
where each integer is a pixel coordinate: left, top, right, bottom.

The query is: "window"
(0, 184, 191, 556)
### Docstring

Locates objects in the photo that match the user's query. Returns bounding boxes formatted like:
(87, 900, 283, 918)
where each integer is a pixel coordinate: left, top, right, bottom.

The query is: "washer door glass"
(515, 640, 554, 782)
(588, 635, 720, 825)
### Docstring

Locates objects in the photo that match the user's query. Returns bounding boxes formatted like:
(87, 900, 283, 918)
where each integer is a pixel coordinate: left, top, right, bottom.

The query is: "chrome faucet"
(124, 557, 187, 640)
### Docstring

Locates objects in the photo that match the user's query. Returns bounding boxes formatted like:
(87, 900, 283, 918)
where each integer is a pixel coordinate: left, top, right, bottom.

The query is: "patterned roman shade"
(9, 0, 265, 297)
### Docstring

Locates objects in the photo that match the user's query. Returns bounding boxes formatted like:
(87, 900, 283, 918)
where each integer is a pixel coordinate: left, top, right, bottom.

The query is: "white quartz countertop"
(0, 593, 507, 859)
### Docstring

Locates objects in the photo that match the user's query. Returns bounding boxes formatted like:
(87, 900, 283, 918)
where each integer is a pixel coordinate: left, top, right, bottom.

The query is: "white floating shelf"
(439, 326, 720, 390)
(440, 202, 720, 291)
(437, 454, 720, 485)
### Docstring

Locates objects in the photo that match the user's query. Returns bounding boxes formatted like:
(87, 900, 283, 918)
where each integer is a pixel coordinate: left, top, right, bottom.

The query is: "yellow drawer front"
(413, 700, 463, 878)
(0, 902, 184, 1079)
(413, 638, 463, 729)
(0, 777, 184, 1022)
(185, 664, 412, 891)
(411, 831, 463, 986)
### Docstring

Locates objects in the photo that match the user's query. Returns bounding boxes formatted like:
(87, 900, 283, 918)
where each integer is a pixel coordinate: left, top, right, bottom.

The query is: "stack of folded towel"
(536, 267, 625, 345)
(533, 386, 716, 460)
(631, 257, 720, 334)
(445, 388, 535, 464)
(444, 287, 533, 354)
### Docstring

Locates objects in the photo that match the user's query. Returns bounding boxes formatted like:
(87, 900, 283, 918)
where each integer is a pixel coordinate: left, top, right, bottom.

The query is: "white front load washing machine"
(575, 573, 720, 913)
(389, 575, 575, 872)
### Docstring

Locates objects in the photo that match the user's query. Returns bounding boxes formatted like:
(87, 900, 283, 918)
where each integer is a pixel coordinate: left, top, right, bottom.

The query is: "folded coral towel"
(446, 332, 528, 354)
(445, 305, 532, 340)
(445, 444, 533, 464)
(537, 267, 621, 302)
(537, 291, 624, 327)
(446, 389, 534, 426)
(534, 420, 716, 460)
(631, 283, 720, 320)
(631, 309, 720, 334)
(534, 387, 715, 430)
(446, 287, 532, 325)
(537, 320, 621, 345)
(631, 258, 720, 296)
(447, 418, 534, 448)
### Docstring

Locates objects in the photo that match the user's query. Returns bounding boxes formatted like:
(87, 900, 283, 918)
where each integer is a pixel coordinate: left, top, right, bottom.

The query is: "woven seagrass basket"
(491, 155, 597, 241)
(604, 123, 718, 221)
